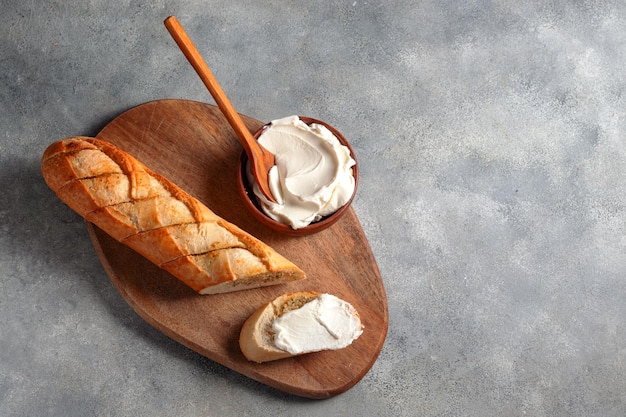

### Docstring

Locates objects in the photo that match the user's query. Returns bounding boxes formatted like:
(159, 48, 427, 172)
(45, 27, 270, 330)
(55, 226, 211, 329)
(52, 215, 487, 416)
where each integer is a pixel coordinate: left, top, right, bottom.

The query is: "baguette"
(239, 292, 363, 363)
(41, 136, 305, 294)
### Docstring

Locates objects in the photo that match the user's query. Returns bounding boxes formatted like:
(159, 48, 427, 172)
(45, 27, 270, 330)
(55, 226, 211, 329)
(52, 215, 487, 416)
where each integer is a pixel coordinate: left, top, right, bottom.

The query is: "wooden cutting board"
(88, 99, 388, 399)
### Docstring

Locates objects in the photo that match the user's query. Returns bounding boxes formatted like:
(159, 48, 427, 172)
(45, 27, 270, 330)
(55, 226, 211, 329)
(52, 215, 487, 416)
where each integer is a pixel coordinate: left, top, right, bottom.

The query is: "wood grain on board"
(88, 99, 388, 398)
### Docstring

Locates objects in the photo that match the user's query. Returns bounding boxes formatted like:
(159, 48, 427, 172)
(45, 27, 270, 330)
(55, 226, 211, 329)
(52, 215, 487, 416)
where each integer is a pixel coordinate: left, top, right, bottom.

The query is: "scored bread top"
(41, 136, 305, 294)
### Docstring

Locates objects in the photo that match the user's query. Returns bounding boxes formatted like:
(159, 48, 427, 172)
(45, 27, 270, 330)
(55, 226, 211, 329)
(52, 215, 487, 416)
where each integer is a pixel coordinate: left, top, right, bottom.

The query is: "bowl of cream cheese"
(238, 116, 358, 236)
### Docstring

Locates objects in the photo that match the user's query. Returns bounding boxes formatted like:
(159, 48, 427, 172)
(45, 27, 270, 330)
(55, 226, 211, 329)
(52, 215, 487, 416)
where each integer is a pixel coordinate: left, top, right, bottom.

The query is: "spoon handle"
(164, 16, 252, 148)
(164, 16, 277, 203)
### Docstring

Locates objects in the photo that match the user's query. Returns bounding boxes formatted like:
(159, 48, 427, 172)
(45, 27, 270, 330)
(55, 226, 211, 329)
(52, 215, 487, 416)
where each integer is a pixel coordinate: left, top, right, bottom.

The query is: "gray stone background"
(2, 1, 625, 416)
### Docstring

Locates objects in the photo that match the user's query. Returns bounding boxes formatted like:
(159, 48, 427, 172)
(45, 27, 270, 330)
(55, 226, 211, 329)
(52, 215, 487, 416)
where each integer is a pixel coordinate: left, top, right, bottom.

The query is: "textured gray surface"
(2, 1, 626, 416)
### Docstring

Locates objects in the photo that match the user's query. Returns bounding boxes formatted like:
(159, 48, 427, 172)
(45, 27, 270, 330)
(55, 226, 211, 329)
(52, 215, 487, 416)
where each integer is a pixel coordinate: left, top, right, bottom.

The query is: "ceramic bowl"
(237, 117, 358, 236)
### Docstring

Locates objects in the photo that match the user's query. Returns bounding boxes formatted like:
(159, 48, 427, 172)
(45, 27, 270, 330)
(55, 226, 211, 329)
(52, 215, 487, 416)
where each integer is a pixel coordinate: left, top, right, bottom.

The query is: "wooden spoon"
(164, 15, 276, 203)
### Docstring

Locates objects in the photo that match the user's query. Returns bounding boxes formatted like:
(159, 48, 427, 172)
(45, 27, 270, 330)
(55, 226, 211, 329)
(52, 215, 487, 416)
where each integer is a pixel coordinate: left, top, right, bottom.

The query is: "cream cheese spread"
(248, 116, 356, 229)
(271, 293, 363, 355)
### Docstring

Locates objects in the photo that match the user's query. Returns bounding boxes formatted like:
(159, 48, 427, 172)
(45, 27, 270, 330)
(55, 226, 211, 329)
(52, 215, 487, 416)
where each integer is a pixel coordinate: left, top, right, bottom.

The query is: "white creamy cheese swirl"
(248, 116, 356, 229)
(271, 293, 363, 355)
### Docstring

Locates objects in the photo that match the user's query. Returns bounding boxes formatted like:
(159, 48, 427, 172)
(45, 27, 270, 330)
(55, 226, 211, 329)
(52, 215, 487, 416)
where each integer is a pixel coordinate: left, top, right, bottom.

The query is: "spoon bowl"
(238, 117, 358, 236)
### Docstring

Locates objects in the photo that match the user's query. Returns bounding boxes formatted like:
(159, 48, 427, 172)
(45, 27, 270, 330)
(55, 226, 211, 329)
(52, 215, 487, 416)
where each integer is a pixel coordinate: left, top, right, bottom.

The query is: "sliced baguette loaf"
(41, 136, 305, 294)
(239, 291, 363, 363)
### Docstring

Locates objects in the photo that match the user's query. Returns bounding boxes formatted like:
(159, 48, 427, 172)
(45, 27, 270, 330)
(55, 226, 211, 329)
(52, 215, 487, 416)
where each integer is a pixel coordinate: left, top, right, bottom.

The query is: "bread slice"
(41, 136, 306, 294)
(239, 292, 364, 362)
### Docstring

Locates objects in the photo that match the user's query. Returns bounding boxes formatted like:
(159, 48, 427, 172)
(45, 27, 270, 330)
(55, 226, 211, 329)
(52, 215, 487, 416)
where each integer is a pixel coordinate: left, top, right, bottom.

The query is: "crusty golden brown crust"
(41, 136, 305, 294)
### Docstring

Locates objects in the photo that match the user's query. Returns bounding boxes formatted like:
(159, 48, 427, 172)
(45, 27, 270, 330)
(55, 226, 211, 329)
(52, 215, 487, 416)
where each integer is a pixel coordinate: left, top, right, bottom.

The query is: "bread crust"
(41, 136, 305, 294)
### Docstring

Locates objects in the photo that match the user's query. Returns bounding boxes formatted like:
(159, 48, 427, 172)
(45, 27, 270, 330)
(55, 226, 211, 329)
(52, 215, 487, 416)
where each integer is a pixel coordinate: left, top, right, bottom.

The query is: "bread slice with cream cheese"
(239, 291, 363, 363)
